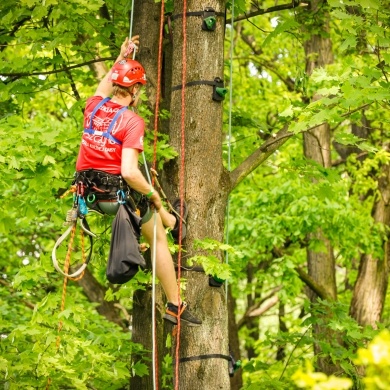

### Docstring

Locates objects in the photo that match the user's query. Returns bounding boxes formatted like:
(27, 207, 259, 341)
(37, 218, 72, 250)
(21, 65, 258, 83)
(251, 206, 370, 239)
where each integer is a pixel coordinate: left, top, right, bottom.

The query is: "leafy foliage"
(2, 0, 390, 388)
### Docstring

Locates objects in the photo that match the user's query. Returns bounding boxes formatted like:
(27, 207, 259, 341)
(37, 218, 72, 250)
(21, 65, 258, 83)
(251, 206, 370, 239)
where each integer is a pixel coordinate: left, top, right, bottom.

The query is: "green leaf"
(334, 132, 362, 146)
(358, 0, 380, 9)
(263, 19, 300, 47)
(340, 36, 357, 52)
(42, 155, 56, 166)
(279, 105, 294, 117)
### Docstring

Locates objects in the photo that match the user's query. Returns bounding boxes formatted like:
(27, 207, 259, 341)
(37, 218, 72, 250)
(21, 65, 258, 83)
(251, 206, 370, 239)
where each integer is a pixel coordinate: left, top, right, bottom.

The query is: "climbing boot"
(163, 302, 202, 327)
(170, 198, 188, 242)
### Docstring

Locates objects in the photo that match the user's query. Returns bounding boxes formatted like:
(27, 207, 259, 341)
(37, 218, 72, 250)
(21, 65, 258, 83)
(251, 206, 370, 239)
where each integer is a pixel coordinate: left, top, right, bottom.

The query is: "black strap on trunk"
(170, 8, 225, 31)
(171, 78, 227, 101)
(174, 354, 231, 364)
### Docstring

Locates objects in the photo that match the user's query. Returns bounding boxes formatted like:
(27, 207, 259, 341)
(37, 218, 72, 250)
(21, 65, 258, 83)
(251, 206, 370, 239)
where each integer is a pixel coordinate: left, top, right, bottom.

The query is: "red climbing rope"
(175, 0, 188, 388)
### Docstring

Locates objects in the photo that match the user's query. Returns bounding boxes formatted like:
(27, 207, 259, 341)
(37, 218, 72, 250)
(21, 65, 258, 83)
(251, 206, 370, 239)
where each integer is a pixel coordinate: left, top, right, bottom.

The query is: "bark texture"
(167, 1, 230, 389)
(300, 0, 338, 375)
(227, 288, 243, 390)
(130, 2, 166, 389)
(350, 163, 390, 327)
(131, 1, 231, 388)
(76, 268, 128, 329)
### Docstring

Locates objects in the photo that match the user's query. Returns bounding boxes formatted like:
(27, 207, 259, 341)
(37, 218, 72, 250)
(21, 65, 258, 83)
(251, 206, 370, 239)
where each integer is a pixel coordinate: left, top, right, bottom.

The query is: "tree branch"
(0, 57, 115, 78)
(248, 295, 279, 317)
(226, 1, 309, 24)
(239, 29, 296, 91)
(295, 267, 335, 301)
(0, 16, 31, 53)
(55, 48, 81, 101)
(0, 278, 35, 310)
(229, 125, 292, 190)
(228, 102, 375, 192)
(74, 268, 128, 330)
(237, 285, 283, 329)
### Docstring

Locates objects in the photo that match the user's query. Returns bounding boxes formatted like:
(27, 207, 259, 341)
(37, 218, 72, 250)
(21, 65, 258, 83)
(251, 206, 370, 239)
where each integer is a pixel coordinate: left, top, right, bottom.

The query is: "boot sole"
(163, 313, 202, 327)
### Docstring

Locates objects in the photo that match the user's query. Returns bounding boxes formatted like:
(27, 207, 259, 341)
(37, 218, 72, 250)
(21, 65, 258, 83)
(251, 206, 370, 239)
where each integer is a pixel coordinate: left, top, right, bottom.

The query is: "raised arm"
(95, 35, 140, 98)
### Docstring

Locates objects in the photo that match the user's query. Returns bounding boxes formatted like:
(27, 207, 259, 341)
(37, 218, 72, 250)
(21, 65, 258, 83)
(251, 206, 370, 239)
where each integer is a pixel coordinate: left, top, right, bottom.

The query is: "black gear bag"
(106, 203, 146, 284)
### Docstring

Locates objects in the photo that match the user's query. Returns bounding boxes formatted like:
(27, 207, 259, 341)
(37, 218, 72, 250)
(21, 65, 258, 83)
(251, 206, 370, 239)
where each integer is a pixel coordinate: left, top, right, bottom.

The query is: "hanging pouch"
(106, 203, 146, 284)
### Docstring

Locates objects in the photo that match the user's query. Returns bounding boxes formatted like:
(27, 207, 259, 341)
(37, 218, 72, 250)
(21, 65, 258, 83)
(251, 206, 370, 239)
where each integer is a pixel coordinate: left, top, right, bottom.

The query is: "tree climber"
(74, 36, 201, 326)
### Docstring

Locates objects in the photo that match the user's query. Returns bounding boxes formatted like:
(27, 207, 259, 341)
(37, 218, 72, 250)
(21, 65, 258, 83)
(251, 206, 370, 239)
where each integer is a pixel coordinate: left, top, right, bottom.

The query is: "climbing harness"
(73, 169, 143, 214)
(52, 169, 145, 279)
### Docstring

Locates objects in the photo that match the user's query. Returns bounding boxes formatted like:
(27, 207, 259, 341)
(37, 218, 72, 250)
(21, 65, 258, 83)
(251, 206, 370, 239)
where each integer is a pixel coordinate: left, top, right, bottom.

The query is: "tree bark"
(350, 162, 390, 327)
(300, 0, 338, 375)
(130, 2, 166, 389)
(167, 1, 231, 388)
(227, 287, 243, 390)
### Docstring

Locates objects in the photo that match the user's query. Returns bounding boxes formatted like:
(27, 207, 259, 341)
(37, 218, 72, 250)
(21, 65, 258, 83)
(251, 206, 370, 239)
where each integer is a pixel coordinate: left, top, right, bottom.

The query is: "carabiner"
(87, 193, 96, 203)
(117, 189, 126, 204)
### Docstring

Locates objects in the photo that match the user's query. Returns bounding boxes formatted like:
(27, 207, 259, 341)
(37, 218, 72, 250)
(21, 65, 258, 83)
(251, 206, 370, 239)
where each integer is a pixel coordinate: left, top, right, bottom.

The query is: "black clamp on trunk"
(212, 77, 227, 101)
(171, 7, 225, 31)
(202, 7, 217, 31)
(172, 77, 227, 102)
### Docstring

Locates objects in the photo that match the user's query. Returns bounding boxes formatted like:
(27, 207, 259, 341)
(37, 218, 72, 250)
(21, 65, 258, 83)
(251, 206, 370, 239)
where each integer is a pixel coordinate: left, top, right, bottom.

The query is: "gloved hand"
(120, 35, 139, 58)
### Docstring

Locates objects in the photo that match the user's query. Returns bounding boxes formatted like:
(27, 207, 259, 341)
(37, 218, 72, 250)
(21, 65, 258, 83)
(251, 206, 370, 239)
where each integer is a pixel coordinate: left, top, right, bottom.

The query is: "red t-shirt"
(76, 96, 145, 174)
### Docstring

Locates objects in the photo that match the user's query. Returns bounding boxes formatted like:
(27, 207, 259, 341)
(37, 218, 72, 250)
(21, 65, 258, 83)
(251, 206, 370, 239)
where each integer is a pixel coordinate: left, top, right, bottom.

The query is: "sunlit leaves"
(355, 330, 390, 389)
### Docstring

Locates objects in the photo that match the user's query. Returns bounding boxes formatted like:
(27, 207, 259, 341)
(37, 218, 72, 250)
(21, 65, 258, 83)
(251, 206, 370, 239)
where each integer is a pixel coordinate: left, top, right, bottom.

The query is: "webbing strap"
(84, 99, 128, 145)
(174, 354, 231, 364)
(87, 97, 110, 127)
(171, 80, 216, 92)
(174, 265, 205, 273)
(171, 11, 225, 20)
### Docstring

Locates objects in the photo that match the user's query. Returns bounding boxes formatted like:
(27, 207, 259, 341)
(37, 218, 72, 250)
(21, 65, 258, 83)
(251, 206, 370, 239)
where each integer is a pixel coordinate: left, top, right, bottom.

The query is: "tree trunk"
(227, 287, 243, 390)
(131, 2, 166, 389)
(244, 263, 260, 360)
(76, 268, 128, 330)
(350, 162, 390, 327)
(300, 0, 338, 375)
(131, 1, 230, 388)
(166, 1, 231, 388)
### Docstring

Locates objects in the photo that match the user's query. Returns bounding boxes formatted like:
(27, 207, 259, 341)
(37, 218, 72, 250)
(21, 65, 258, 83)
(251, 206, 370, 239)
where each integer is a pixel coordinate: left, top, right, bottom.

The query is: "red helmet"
(110, 59, 147, 87)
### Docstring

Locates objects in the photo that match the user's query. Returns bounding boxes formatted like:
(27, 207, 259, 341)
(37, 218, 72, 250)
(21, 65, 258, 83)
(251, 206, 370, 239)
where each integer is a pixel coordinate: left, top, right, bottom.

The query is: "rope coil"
(51, 218, 94, 279)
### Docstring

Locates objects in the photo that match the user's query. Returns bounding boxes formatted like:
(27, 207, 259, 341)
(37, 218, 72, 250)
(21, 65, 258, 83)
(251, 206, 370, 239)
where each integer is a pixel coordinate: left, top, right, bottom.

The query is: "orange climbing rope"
(47, 223, 87, 389)
(175, 1, 188, 388)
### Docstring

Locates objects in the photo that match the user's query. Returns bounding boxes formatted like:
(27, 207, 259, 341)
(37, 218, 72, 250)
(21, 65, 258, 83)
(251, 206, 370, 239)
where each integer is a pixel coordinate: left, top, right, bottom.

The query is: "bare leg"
(142, 212, 180, 305)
